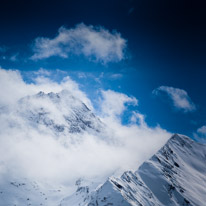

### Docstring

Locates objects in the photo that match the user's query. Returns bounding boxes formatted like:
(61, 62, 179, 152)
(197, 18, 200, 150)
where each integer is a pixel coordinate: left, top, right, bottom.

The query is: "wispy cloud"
(109, 73, 123, 79)
(193, 125, 206, 143)
(31, 23, 127, 64)
(75, 72, 123, 85)
(33, 68, 51, 76)
(0, 52, 19, 62)
(9, 53, 19, 62)
(197, 125, 206, 135)
(0, 46, 19, 62)
(153, 86, 196, 112)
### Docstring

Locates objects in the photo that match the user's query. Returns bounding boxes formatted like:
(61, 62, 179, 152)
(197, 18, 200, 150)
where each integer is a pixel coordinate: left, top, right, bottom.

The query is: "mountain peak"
(15, 90, 104, 135)
(65, 134, 206, 206)
(170, 133, 193, 144)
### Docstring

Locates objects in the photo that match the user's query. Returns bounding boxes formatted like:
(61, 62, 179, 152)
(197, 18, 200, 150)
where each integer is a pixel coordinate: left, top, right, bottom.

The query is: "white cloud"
(0, 67, 92, 110)
(197, 125, 206, 135)
(77, 72, 88, 79)
(193, 125, 206, 143)
(0, 68, 28, 106)
(130, 111, 146, 127)
(33, 68, 51, 76)
(100, 89, 138, 119)
(110, 73, 123, 79)
(0, 68, 171, 189)
(153, 86, 196, 112)
(31, 23, 127, 64)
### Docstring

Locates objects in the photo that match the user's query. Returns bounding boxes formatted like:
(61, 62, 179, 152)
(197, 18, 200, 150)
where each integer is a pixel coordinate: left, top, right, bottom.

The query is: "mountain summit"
(16, 90, 104, 134)
(61, 134, 206, 206)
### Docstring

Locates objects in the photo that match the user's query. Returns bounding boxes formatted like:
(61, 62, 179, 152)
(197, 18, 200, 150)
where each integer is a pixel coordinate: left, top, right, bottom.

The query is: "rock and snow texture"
(0, 89, 105, 148)
(0, 90, 105, 205)
(62, 134, 206, 206)
(137, 134, 206, 206)
(0, 178, 70, 206)
(0, 90, 206, 206)
(16, 90, 104, 134)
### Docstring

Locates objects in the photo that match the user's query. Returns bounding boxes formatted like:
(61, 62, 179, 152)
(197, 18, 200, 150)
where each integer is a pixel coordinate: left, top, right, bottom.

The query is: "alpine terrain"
(61, 134, 206, 206)
(0, 91, 205, 206)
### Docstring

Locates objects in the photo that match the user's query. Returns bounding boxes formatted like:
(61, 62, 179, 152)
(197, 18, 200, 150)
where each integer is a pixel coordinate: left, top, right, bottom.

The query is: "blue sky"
(0, 0, 205, 140)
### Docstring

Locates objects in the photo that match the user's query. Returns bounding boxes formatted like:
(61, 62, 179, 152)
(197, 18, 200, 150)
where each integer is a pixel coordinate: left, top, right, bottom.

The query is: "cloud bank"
(0, 68, 171, 187)
(153, 86, 196, 112)
(31, 23, 127, 64)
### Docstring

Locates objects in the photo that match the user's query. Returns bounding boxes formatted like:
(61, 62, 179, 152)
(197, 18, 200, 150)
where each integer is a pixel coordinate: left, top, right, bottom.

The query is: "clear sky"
(0, 0, 205, 140)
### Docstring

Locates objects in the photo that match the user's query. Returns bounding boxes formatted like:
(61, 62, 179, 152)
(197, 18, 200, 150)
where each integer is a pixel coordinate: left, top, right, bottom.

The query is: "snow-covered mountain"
(61, 134, 206, 206)
(0, 90, 106, 205)
(0, 178, 69, 206)
(0, 90, 205, 206)
(1, 134, 205, 206)
(16, 90, 104, 134)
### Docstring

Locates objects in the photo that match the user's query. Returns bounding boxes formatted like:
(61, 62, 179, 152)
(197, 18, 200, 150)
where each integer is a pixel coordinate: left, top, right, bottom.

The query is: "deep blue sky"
(0, 0, 205, 138)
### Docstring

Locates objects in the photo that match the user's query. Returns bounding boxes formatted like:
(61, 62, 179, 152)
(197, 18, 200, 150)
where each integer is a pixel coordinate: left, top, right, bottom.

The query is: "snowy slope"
(62, 134, 206, 206)
(0, 177, 70, 206)
(137, 134, 206, 206)
(16, 90, 104, 134)
(1, 90, 206, 206)
(0, 90, 105, 143)
(0, 90, 106, 206)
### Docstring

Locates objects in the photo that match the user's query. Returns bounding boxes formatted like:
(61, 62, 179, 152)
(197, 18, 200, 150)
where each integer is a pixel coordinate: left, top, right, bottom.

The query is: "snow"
(16, 90, 104, 135)
(0, 178, 69, 206)
(64, 134, 206, 206)
(1, 132, 206, 206)
(0, 90, 205, 206)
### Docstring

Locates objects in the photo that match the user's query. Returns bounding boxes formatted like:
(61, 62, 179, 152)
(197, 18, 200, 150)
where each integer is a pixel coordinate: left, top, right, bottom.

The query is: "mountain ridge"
(61, 134, 206, 206)
(0, 90, 205, 206)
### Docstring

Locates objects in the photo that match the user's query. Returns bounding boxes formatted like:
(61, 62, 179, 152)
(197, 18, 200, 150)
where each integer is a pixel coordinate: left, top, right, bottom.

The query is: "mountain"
(0, 178, 69, 206)
(0, 90, 106, 206)
(0, 90, 205, 206)
(1, 133, 205, 206)
(16, 90, 104, 134)
(61, 134, 206, 206)
(0, 90, 104, 141)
